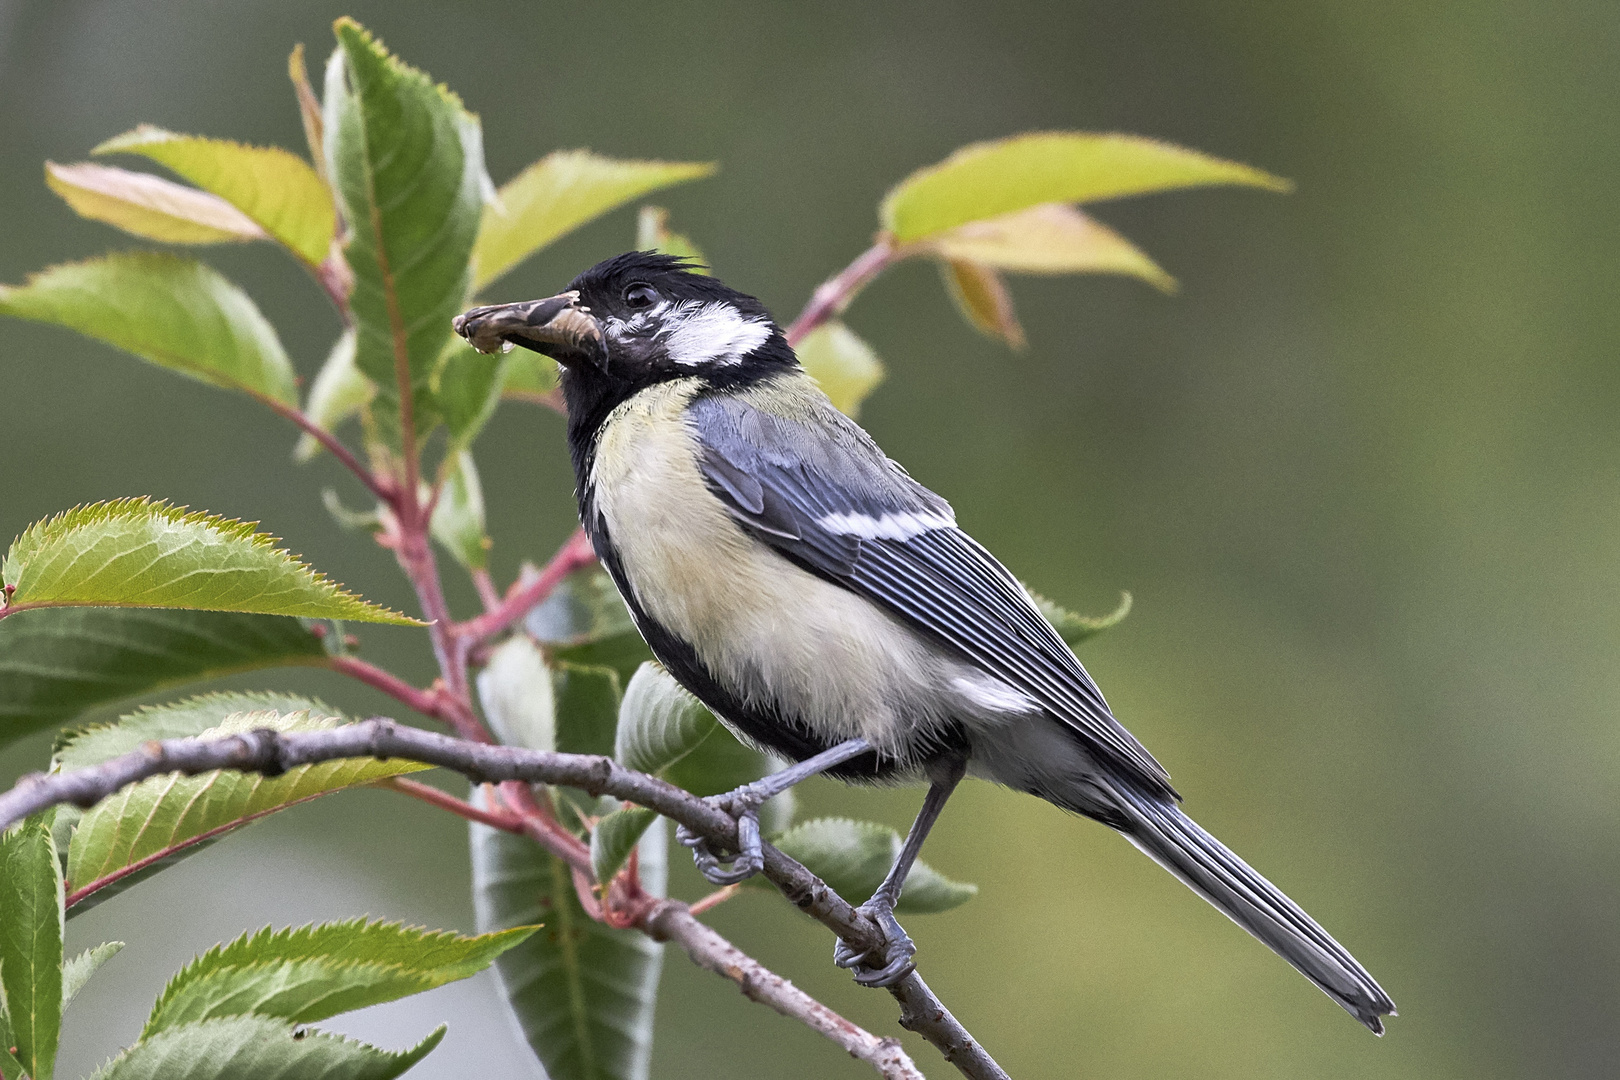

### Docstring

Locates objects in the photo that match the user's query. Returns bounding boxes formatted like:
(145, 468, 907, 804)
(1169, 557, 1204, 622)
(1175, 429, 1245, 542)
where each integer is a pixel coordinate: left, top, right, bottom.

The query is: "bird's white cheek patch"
(665, 302, 772, 367)
(817, 510, 956, 540)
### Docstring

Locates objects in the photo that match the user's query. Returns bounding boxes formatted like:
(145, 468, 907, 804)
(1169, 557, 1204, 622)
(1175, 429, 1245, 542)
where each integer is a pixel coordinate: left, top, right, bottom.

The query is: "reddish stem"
(688, 883, 742, 915)
(252, 392, 393, 502)
(327, 655, 487, 743)
(329, 655, 442, 717)
(379, 777, 526, 832)
(459, 529, 599, 643)
(784, 238, 902, 347)
(497, 780, 591, 870)
(471, 568, 502, 614)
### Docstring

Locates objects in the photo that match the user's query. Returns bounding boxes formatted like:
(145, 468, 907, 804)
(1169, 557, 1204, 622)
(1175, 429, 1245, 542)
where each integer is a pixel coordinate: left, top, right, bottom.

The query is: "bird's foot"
(833, 900, 916, 988)
(674, 783, 768, 885)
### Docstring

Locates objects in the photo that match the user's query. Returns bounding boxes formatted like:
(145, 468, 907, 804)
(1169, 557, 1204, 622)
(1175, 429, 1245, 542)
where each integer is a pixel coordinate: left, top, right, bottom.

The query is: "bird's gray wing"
(688, 389, 1174, 794)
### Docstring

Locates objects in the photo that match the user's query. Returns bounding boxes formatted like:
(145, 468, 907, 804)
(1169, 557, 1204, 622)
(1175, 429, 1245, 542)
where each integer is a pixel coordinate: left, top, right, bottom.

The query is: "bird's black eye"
(623, 283, 658, 309)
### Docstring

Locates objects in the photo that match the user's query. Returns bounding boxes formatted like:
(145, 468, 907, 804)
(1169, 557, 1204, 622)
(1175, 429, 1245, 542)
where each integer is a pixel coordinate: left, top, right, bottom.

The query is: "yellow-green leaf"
(941, 259, 1025, 349)
(45, 162, 266, 245)
(428, 450, 489, 571)
(93, 1014, 445, 1080)
(795, 321, 884, 417)
(929, 202, 1177, 293)
(96, 125, 335, 267)
(143, 919, 535, 1036)
(882, 131, 1292, 243)
(66, 708, 432, 892)
(753, 817, 976, 914)
(434, 338, 504, 449)
(294, 330, 373, 462)
(0, 252, 297, 404)
(1, 499, 419, 624)
(635, 206, 708, 271)
(288, 44, 329, 186)
(1032, 589, 1132, 649)
(499, 350, 558, 403)
(473, 151, 714, 290)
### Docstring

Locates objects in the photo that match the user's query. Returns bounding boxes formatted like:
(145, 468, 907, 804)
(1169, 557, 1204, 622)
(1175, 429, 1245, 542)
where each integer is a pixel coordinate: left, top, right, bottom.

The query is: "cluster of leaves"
(0, 14, 1285, 1079)
(0, 805, 528, 1079)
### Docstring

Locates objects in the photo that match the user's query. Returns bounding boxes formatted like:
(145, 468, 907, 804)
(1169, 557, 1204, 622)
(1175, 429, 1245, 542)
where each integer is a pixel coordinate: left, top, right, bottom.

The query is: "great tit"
(453, 252, 1395, 1032)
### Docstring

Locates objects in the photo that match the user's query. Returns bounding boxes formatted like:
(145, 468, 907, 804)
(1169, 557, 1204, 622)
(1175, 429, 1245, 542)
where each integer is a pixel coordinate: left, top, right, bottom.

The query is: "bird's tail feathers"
(1105, 779, 1396, 1034)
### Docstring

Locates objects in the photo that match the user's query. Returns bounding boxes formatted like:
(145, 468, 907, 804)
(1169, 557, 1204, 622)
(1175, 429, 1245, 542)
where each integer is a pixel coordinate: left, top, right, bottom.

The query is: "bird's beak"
(452, 292, 608, 371)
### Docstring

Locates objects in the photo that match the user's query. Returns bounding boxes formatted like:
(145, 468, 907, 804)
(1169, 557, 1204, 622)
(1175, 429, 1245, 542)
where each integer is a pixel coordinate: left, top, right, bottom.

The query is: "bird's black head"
(453, 252, 798, 443)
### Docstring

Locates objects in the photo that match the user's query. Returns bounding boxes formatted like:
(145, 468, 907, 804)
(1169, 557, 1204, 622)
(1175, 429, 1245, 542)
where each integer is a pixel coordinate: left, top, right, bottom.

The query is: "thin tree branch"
(0, 721, 1006, 1080)
(644, 900, 926, 1080)
(784, 238, 903, 347)
(458, 528, 599, 643)
(399, 774, 914, 1077)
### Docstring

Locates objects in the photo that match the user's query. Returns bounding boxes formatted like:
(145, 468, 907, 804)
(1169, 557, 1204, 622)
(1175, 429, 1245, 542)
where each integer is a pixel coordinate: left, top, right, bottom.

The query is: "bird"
(452, 251, 1396, 1032)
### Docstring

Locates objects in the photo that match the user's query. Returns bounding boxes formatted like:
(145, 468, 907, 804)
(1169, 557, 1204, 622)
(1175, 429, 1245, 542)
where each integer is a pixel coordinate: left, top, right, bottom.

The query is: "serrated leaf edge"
(2, 497, 422, 625)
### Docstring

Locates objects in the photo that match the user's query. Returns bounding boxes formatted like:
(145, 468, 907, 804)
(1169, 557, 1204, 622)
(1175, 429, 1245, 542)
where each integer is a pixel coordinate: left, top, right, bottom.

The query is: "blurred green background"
(0, 1, 1610, 1077)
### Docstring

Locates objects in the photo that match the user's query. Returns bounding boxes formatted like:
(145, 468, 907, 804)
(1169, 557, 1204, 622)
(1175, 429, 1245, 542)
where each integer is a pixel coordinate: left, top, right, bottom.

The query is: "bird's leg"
(677, 737, 873, 885)
(834, 755, 966, 987)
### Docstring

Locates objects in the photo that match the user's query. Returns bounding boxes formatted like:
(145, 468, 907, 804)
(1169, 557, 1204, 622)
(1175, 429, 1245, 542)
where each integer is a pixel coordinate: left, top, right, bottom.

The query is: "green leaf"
(0, 821, 64, 1080)
(940, 259, 1025, 349)
(881, 131, 1292, 243)
(55, 694, 333, 914)
(1032, 589, 1132, 649)
(91, 1015, 443, 1080)
(473, 151, 714, 290)
(472, 812, 665, 1080)
(428, 451, 489, 571)
(1, 499, 418, 624)
(46, 162, 267, 245)
(760, 817, 977, 914)
(614, 663, 710, 776)
(615, 664, 787, 824)
(635, 206, 708, 270)
(325, 19, 484, 405)
(499, 350, 558, 403)
(0, 1019, 22, 1080)
(0, 252, 297, 405)
(288, 44, 329, 187)
(434, 338, 506, 451)
(795, 321, 884, 417)
(928, 203, 1177, 292)
(554, 662, 621, 760)
(143, 918, 535, 1036)
(476, 634, 555, 750)
(95, 125, 336, 267)
(62, 940, 124, 1005)
(55, 691, 332, 771)
(0, 608, 326, 749)
(294, 329, 373, 462)
(527, 569, 651, 687)
(590, 806, 656, 885)
(66, 705, 431, 899)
